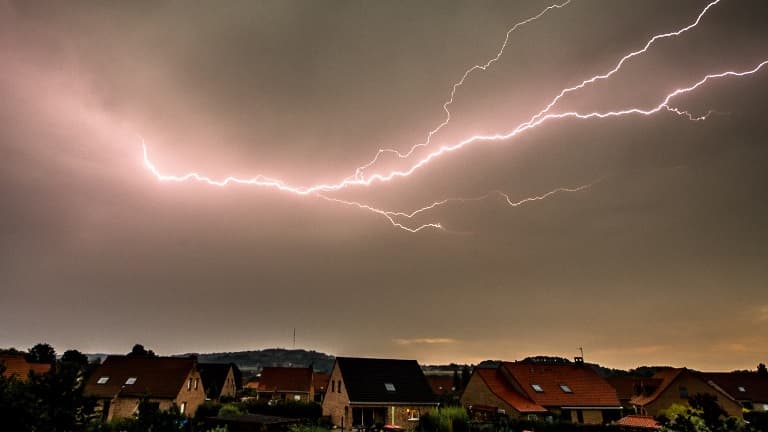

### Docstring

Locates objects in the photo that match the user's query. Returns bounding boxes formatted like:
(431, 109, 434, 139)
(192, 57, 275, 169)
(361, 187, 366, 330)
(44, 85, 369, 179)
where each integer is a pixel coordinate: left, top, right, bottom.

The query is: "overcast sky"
(1, 0, 767, 371)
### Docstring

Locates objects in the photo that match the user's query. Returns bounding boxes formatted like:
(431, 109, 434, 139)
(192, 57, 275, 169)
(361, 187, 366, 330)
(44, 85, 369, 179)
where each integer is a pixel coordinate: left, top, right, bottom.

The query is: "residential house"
(314, 372, 330, 402)
(629, 368, 742, 418)
(322, 357, 439, 430)
(461, 358, 622, 424)
(84, 355, 206, 421)
(255, 366, 314, 402)
(701, 372, 768, 412)
(607, 376, 664, 410)
(0, 354, 51, 381)
(426, 374, 458, 398)
(199, 363, 239, 400)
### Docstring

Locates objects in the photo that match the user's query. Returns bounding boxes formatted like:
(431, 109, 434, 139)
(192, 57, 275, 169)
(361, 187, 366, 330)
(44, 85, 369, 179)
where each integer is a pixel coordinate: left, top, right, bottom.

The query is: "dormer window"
(97, 376, 110, 384)
(125, 377, 137, 385)
(531, 384, 544, 393)
(385, 383, 396, 392)
(559, 384, 572, 393)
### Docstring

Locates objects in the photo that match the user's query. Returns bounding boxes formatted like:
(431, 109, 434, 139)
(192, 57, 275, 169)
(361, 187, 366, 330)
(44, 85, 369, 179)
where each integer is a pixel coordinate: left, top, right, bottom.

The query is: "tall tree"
(26, 343, 56, 364)
(461, 365, 471, 390)
(128, 344, 157, 357)
(758, 363, 767, 376)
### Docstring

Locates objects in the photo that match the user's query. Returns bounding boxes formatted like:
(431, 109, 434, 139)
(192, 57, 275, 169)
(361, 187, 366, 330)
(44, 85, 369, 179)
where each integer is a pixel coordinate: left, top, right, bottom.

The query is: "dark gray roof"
(336, 357, 437, 404)
(198, 363, 233, 398)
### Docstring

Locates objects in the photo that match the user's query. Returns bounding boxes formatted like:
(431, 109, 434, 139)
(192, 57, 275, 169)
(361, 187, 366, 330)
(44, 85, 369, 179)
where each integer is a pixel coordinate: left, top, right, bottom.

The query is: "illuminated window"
(385, 383, 396, 392)
(559, 384, 572, 393)
(194, 378, 199, 390)
(408, 409, 420, 420)
(294, 395, 301, 401)
(125, 377, 137, 385)
(180, 402, 187, 414)
(531, 384, 544, 392)
(738, 386, 746, 392)
(97, 376, 109, 384)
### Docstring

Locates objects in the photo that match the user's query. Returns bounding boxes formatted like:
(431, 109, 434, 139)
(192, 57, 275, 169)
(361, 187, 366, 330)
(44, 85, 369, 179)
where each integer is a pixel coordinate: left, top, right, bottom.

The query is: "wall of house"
(569, 409, 603, 424)
(175, 369, 207, 417)
(220, 368, 237, 399)
(322, 361, 352, 428)
(257, 391, 311, 402)
(459, 372, 522, 418)
(640, 374, 743, 418)
(389, 404, 438, 430)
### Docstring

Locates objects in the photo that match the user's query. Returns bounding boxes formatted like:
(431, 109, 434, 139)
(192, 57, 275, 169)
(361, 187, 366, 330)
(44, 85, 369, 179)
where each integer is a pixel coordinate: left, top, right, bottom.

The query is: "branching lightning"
(140, 0, 767, 232)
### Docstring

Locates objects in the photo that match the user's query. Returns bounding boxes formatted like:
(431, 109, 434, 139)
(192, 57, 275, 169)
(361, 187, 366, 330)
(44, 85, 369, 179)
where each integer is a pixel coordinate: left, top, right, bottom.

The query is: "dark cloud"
(1, 0, 767, 369)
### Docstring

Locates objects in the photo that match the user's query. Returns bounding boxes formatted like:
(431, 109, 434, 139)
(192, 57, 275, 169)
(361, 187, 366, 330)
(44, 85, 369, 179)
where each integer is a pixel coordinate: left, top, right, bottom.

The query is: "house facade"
(630, 368, 743, 418)
(84, 355, 206, 421)
(255, 366, 314, 402)
(199, 363, 239, 400)
(461, 358, 622, 424)
(322, 357, 439, 430)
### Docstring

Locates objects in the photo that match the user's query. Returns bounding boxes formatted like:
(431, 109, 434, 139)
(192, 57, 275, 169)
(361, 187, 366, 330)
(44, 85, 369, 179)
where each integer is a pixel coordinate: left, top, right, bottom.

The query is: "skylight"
(560, 384, 572, 393)
(385, 383, 396, 392)
(125, 377, 137, 385)
(738, 386, 746, 392)
(97, 376, 109, 384)
(531, 384, 543, 392)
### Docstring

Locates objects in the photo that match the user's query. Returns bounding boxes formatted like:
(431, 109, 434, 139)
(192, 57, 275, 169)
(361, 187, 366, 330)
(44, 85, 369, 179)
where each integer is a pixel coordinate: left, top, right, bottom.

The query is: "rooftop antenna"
(293, 328, 296, 349)
(575, 347, 585, 365)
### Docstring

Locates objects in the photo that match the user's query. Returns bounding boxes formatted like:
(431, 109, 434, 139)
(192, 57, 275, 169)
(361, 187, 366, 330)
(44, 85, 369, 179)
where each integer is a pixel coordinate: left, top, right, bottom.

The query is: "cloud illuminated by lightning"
(140, 0, 768, 232)
(350, 0, 572, 181)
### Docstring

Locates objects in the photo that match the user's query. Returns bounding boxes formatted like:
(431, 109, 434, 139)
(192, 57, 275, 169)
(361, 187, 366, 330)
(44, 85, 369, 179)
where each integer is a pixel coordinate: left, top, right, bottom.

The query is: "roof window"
(125, 377, 137, 385)
(738, 386, 746, 392)
(97, 376, 109, 384)
(559, 384, 572, 393)
(385, 383, 396, 392)
(531, 384, 544, 392)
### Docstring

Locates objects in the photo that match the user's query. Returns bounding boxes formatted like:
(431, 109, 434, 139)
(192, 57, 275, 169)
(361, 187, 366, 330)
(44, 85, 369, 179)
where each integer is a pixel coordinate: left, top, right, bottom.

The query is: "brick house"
(629, 368, 743, 418)
(701, 372, 768, 412)
(255, 366, 314, 402)
(0, 354, 51, 381)
(84, 355, 206, 421)
(322, 357, 439, 430)
(314, 372, 330, 402)
(460, 359, 622, 424)
(199, 363, 239, 400)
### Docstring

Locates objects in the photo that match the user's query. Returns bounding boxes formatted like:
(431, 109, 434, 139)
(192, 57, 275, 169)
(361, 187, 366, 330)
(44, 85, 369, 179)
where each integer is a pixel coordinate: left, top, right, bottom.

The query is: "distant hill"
(179, 348, 335, 377)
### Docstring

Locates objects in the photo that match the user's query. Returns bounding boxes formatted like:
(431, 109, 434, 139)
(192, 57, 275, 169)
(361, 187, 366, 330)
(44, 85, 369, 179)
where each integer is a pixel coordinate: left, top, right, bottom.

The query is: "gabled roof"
(700, 372, 768, 403)
(606, 376, 664, 401)
(629, 368, 683, 407)
(501, 362, 621, 408)
(199, 363, 234, 397)
(84, 355, 195, 399)
(336, 357, 437, 404)
(474, 368, 547, 413)
(615, 415, 661, 429)
(0, 355, 51, 380)
(257, 366, 313, 393)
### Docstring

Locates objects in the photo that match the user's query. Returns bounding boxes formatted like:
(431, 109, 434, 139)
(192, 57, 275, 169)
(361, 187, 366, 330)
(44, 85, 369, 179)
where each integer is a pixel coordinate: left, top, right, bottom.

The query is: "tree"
(758, 363, 767, 376)
(688, 393, 727, 431)
(26, 343, 56, 364)
(61, 349, 89, 369)
(452, 370, 461, 391)
(128, 344, 157, 357)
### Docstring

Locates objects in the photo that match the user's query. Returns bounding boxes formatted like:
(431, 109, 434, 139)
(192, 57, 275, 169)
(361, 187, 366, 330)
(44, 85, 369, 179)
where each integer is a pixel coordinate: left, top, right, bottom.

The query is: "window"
(408, 409, 420, 420)
(194, 378, 199, 390)
(294, 395, 301, 401)
(180, 402, 187, 415)
(527, 414, 538, 421)
(531, 384, 544, 392)
(125, 377, 137, 385)
(384, 383, 396, 392)
(188, 378, 192, 391)
(332, 381, 335, 392)
(738, 386, 746, 392)
(97, 376, 110, 384)
(338, 380, 342, 393)
(559, 384, 572, 393)
(679, 386, 688, 398)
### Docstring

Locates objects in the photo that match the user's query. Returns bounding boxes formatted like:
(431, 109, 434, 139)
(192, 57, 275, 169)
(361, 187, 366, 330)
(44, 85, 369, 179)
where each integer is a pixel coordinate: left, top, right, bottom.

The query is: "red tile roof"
(700, 372, 768, 403)
(474, 368, 547, 413)
(84, 355, 196, 399)
(502, 362, 621, 408)
(629, 368, 683, 407)
(607, 376, 664, 401)
(615, 415, 661, 429)
(257, 367, 313, 393)
(0, 355, 51, 380)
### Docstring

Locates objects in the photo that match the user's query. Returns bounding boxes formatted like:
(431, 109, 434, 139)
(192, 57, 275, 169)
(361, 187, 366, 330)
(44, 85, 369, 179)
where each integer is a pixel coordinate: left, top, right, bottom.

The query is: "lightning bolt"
(350, 0, 572, 181)
(141, 0, 767, 232)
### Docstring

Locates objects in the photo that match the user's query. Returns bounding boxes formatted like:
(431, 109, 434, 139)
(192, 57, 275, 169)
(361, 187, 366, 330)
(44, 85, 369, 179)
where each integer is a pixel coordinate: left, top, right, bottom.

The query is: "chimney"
(574, 356, 584, 365)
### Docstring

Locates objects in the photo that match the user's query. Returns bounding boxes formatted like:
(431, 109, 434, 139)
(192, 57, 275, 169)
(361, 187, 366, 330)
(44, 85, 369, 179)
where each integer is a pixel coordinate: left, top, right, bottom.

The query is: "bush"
(239, 400, 322, 420)
(420, 406, 469, 432)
